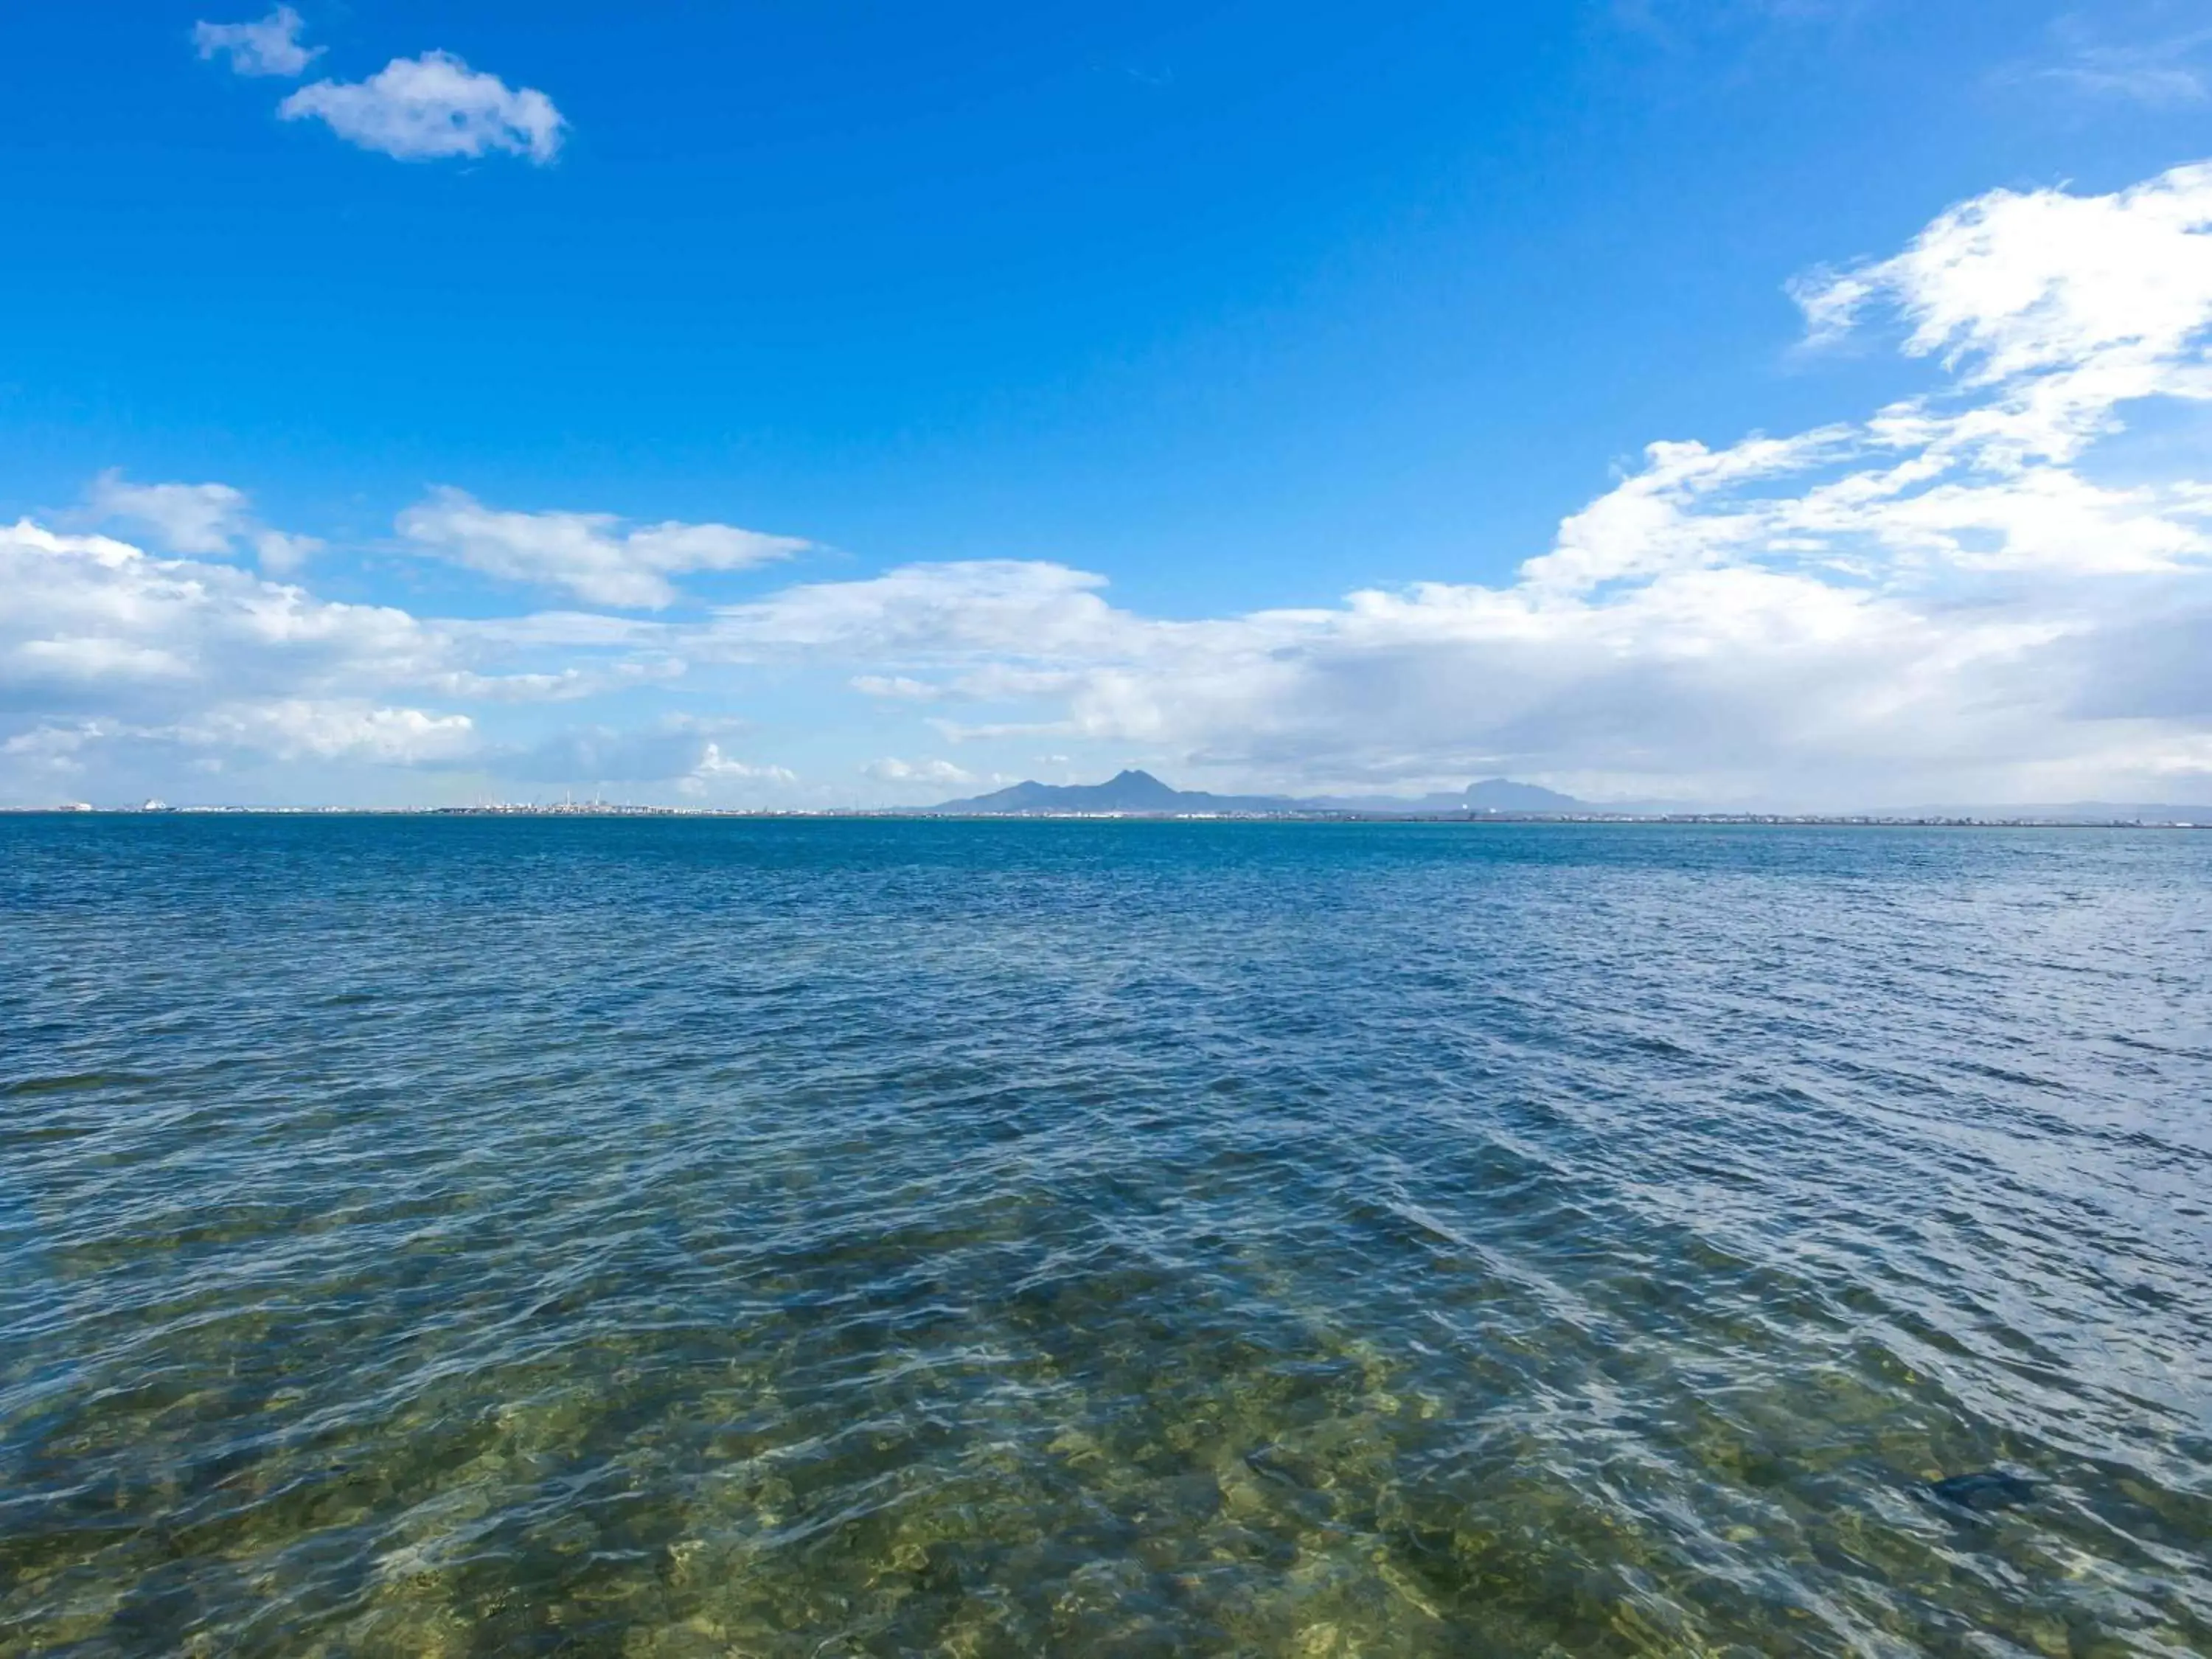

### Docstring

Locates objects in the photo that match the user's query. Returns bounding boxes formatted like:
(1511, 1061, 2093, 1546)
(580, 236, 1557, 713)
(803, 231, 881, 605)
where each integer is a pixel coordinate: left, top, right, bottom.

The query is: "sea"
(1, 815, 2206, 1657)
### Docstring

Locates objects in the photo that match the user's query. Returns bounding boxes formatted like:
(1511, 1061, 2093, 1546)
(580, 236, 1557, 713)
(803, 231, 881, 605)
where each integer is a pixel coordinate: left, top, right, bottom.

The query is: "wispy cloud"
(85, 472, 248, 554)
(192, 6, 320, 77)
(14, 160, 2212, 807)
(397, 488, 806, 609)
(280, 52, 567, 164)
(2010, 17, 2212, 108)
(1607, 0, 1870, 55)
(667, 161, 2212, 804)
(85, 470, 323, 573)
(850, 675, 945, 700)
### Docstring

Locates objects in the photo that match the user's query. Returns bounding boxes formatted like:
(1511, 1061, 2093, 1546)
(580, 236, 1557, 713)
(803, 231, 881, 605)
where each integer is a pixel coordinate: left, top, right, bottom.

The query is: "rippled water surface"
(2, 818, 2209, 1657)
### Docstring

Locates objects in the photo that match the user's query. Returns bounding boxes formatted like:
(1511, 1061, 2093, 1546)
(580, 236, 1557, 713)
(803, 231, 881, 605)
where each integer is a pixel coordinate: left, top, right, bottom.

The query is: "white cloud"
(2, 721, 111, 773)
(863, 757, 977, 785)
(661, 161, 2212, 805)
(398, 487, 807, 608)
(2048, 47, 2208, 107)
(16, 159, 2212, 809)
(0, 521, 638, 799)
(252, 529, 323, 574)
(193, 6, 319, 77)
(850, 674, 945, 700)
(504, 717, 751, 784)
(85, 470, 325, 572)
(1796, 162, 2212, 398)
(678, 744, 796, 795)
(1, 520, 440, 704)
(703, 560, 1124, 657)
(2017, 21, 2212, 109)
(86, 471, 248, 555)
(280, 52, 566, 164)
(3, 702, 475, 791)
(423, 661, 678, 703)
(178, 700, 476, 763)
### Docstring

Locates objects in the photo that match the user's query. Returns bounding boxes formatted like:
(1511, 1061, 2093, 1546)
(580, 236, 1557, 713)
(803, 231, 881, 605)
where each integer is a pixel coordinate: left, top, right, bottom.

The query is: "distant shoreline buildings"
(1, 805, 2201, 829)
(2, 767, 2203, 828)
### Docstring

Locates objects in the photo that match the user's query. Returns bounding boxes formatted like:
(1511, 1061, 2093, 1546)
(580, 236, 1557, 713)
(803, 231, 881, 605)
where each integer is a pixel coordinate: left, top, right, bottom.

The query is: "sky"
(6, 0, 2212, 810)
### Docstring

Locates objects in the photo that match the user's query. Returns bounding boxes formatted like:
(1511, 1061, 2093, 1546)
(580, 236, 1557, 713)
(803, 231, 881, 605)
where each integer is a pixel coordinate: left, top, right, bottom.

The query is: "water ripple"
(1, 818, 2208, 1656)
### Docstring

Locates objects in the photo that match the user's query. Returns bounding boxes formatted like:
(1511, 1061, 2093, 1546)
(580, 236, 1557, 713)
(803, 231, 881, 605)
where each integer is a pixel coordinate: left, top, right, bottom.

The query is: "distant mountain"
(1463, 778, 1587, 812)
(922, 771, 2212, 821)
(925, 769, 1304, 815)
(925, 769, 1607, 816)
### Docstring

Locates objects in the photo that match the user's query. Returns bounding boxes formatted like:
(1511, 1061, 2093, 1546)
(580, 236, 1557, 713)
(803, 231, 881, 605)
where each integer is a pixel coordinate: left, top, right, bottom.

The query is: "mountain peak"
(925, 771, 1594, 816)
(927, 768, 1290, 815)
(1464, 777, 1585, 811)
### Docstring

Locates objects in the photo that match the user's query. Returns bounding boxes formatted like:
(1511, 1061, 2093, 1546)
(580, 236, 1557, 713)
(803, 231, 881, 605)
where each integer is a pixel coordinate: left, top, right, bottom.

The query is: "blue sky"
(7, 1, 2212, 807)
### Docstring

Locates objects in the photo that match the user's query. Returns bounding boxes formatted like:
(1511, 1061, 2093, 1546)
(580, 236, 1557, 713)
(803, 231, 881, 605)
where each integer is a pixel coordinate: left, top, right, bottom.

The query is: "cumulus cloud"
(280, 52, 566, 164)
(672, 161, 2212, 804)
(193, 6, 319, 77)
(0, 520, 657, 799)
(178, 700, 476, 763)
(502, 717, 755, 785)
(15, 159, 2212, 809)
(398, 487, 807, 608)
(4, 703, 475, 792)
(2, 520, 439, 706)
(85, 470, 324, 572)
(679, 745, 797, 795)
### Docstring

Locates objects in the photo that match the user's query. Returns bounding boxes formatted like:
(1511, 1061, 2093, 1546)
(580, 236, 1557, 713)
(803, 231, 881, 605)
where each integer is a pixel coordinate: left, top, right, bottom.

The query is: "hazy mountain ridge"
(925, 771, 1605, 815)
(925, 772, 2212, 821)
(923, 770, 1304, 815)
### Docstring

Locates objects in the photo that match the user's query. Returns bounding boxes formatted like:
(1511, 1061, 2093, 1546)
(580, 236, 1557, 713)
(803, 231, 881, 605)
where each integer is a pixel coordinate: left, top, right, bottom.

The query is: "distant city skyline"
(7, 1, 2212, 810)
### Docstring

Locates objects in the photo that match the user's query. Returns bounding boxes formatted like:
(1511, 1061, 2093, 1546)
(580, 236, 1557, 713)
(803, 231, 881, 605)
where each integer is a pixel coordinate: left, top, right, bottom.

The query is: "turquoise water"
(1, 818, 2208, 1657)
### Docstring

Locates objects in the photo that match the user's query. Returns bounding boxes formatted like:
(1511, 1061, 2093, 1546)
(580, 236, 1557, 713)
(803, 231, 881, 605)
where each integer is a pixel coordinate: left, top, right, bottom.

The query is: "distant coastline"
(3, 804, 2204, 828)
(9, 766, 2205, 827)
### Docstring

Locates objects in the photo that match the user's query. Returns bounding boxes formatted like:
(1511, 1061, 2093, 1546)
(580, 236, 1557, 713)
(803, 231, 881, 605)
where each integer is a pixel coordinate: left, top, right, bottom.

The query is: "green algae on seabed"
(1, 815, 2209, 1655)
(5, 1234, 2205, 1658)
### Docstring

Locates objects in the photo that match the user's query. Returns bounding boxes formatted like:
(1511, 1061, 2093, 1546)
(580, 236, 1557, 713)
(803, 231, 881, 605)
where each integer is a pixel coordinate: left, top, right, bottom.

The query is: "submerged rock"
(1925, 1470, 2039, 1511)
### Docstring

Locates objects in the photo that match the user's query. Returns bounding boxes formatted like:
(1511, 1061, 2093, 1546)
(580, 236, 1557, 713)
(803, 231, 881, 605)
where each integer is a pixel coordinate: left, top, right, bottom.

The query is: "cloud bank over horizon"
(9, 160, 2212, 810)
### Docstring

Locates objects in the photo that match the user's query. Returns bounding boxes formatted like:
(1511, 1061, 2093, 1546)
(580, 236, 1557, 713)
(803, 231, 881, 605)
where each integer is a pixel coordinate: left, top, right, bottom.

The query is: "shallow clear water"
(1, 818, 2208, 1658)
